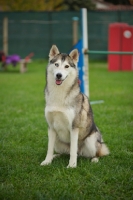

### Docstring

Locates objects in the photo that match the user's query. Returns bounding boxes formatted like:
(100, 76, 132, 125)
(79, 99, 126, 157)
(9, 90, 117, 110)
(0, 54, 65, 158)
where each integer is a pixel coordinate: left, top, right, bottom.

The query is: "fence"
(0, 10, 133, 59)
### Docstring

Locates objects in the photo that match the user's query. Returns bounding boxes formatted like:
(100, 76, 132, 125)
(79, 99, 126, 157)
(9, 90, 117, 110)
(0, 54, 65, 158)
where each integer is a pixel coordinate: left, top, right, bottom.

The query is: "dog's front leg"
(67, 128, 79, 168)
(41, 128, 56, 166)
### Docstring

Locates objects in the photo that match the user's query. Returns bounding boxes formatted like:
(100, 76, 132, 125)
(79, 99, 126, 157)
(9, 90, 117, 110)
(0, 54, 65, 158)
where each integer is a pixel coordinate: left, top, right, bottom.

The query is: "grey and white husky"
(41, 45, 109, 168)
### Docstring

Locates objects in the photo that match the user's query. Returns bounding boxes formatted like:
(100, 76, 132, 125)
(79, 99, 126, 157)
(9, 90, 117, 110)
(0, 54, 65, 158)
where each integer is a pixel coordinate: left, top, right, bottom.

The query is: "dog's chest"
(45, 107, 74, 143)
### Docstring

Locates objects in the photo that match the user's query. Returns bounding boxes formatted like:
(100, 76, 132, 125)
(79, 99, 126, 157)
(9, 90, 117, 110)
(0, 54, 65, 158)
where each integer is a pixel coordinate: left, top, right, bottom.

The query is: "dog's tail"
(96, 135, 110, 157)
(96, 130, 110, 157)
(97, 142, 110, 157)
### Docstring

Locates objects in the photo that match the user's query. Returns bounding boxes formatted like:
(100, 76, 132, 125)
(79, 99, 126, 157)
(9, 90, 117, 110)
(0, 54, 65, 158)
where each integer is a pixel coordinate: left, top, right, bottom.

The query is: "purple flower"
(6, 55, 21, 66)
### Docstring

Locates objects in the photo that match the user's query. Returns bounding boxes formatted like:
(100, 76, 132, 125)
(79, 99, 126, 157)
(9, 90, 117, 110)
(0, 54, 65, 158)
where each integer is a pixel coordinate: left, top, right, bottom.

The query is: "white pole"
(81, 9, 104, 105)
(81, 8, 89, 97)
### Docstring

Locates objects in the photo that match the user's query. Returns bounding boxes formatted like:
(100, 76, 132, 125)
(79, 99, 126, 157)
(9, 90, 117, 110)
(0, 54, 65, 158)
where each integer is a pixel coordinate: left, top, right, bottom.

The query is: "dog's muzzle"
(56, 73, 63, 85)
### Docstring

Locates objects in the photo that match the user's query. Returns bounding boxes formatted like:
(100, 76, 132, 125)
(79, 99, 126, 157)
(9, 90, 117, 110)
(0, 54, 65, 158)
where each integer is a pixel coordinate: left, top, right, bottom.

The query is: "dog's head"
(48, 45, 79, 85)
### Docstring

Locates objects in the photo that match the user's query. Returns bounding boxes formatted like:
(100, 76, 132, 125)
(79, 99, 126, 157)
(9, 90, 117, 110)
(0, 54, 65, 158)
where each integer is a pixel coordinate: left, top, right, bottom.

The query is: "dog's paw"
(67, 156, 77, 168)
(67, 163, 77, 168)
(91, 157, 99, 163)
(67, 161, 77, 168)
(40, 159, 52, 166)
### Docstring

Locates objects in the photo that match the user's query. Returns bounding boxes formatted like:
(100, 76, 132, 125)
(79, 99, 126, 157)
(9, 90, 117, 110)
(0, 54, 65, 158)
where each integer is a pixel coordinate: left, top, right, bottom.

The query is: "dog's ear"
(69, 49, 79, 64)
(49, 45, 60, 60)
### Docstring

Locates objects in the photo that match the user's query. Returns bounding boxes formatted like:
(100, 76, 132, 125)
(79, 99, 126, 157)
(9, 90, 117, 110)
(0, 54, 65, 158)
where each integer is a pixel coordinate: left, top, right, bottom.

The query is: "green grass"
(0, 60, 133, 200)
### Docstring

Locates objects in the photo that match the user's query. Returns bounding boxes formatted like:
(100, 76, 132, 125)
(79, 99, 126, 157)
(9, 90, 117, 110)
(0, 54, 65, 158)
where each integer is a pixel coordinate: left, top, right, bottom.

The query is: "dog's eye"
(65, 65, 69, 68)
(55, 63, 59, 67)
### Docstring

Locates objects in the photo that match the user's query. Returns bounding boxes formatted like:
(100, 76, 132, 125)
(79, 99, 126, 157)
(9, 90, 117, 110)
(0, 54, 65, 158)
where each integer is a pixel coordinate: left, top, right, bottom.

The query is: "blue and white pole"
(81, 8, 89, 97)
(73, 9, 89, 96)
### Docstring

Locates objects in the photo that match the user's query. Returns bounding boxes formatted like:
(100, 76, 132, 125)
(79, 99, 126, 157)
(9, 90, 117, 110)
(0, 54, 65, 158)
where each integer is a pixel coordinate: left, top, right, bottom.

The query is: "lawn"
(0, 60, 133, 200)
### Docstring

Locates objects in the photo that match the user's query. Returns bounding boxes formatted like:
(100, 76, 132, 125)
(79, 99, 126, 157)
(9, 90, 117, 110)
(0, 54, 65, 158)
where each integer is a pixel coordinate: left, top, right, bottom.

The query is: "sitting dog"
(41, 45, 109, 168)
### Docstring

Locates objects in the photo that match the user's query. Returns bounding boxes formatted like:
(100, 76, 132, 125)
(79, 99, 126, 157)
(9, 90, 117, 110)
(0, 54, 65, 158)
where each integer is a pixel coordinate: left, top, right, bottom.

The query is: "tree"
(63, 0, 95, 10)
(0, 0, 95, 11)
(0, 0, 64, 11)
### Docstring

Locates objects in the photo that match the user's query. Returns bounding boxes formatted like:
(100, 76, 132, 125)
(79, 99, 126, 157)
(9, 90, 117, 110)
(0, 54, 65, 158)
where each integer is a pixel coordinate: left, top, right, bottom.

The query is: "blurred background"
(0, 0, 133, 60)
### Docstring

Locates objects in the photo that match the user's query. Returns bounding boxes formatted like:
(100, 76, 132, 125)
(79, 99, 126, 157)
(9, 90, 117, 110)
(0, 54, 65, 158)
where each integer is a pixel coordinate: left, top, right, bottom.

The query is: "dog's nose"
(56, 73, 62, 79)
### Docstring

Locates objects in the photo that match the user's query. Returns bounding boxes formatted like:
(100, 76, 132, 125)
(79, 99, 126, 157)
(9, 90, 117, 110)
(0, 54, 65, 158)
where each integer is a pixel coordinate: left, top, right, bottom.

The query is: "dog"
(41, 45, 109, 168)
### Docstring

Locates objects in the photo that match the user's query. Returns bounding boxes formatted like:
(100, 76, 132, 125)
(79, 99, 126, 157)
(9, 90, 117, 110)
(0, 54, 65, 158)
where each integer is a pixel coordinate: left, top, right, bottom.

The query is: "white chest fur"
(45, 106, 75, 143)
